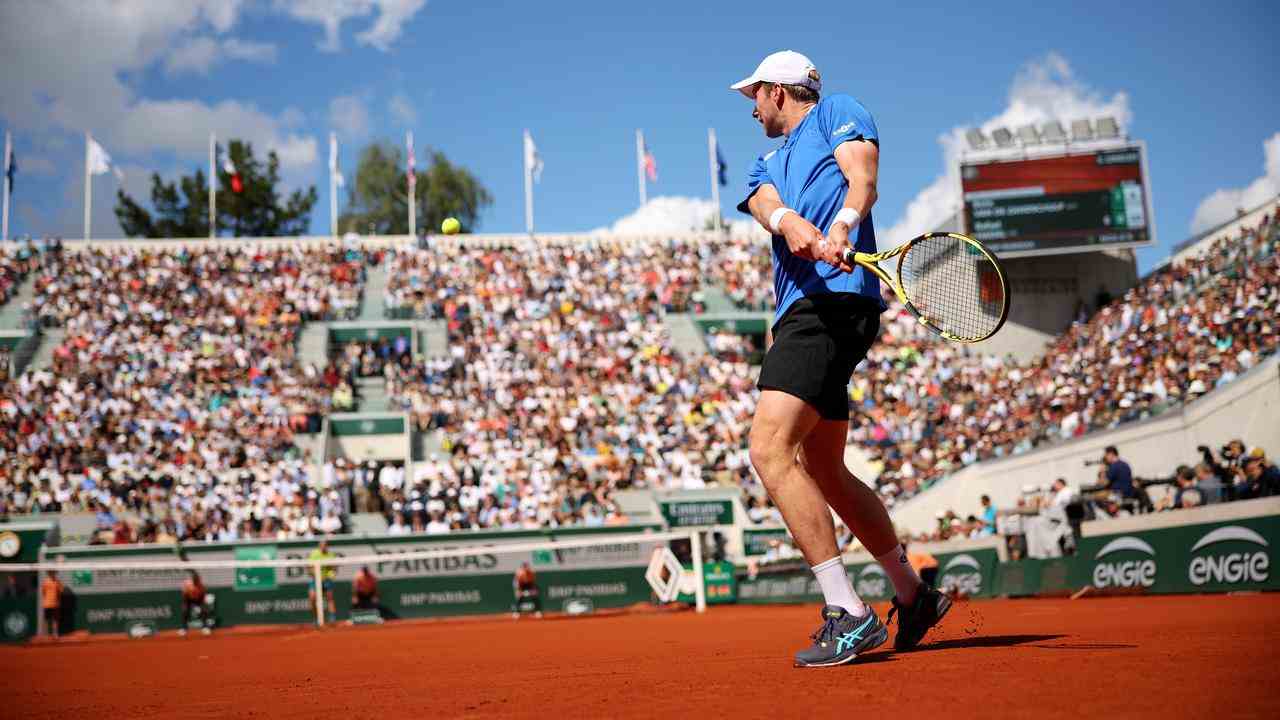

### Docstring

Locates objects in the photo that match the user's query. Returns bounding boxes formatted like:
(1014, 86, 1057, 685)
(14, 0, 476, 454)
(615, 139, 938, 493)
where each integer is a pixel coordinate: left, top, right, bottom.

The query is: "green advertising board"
(1066, 515, 1280, 595)
(38, 527, 667, 634)
(330, 416, 406, 436)
(737, 546, 1002, 605)
(661, 500, 735, 527)
(742, 527, 790, 557)
(702, 561, 737, 605)
(1, 521, 58, 642)
(234, 545, 277, 591)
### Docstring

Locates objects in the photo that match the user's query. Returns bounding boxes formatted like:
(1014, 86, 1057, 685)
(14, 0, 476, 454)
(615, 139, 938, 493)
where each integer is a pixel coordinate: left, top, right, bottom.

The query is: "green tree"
(339, 141, 491, 235)
(114, 140, 317, 238)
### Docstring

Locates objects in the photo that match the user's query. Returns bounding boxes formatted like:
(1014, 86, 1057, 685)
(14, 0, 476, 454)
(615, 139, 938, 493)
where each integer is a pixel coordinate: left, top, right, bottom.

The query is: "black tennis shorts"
(757, 293, 882, 421)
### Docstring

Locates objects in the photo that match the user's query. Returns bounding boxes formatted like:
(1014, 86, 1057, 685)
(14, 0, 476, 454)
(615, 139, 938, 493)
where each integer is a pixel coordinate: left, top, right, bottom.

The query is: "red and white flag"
(223, 153, 243, 193)
(643, 142, 657, 182)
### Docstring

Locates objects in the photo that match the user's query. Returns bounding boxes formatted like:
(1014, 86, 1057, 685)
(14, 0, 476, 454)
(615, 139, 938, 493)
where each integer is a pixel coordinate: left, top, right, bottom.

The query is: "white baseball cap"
(730, 50, 822, 98)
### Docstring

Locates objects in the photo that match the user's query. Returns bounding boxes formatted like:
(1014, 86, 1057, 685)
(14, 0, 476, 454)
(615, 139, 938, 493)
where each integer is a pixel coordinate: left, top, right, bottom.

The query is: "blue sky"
(1, 0, 1276, 272)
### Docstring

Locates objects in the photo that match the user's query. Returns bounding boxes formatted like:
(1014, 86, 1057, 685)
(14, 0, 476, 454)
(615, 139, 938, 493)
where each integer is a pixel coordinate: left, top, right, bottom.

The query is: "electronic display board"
(961, 145, 1154, 256)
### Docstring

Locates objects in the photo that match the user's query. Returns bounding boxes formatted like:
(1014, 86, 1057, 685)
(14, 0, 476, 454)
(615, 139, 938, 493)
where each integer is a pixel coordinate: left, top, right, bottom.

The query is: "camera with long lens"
(1083, 459, 1106, 467)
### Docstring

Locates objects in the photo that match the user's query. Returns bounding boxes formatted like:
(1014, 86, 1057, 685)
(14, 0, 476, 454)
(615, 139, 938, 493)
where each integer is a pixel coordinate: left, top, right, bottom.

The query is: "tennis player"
(731, 50, 950, 667)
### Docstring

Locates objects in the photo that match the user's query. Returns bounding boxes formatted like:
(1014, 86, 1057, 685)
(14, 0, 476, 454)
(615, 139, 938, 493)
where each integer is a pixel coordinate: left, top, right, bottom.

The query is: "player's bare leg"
(748, 391, 841, 568)
(749, 390, 888, 666)
(800, 418, 921, 601)
(801, 417, 952, 650)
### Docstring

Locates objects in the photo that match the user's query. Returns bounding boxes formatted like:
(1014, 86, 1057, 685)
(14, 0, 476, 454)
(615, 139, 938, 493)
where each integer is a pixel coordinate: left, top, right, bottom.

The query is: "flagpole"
(407, 131, 416, 239)
(2, 131, 11, 242)
(708, 128, 721, 231)
(329, 132, 338, 238)
(635, 129, 646, 207)
(209, 132, 216, 239)
(83, 132, 92, 241)
(523, 130, 534, 236)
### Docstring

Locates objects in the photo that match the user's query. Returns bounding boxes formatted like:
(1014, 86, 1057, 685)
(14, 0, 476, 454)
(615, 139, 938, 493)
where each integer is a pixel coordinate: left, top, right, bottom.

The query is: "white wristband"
(833, 207, 861, 229)
(768, 207, 796, 234)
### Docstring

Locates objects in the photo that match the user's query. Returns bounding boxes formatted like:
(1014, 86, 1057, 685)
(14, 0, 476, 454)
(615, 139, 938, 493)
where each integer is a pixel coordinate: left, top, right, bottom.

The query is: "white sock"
(811, 556, 867, 616)
(875, 545, 923, 605)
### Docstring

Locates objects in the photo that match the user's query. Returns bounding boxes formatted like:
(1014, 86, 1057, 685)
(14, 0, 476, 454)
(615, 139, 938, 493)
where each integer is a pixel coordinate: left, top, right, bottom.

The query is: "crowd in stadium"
(379, 242, 758, 531)
(0, 244, 367, 542)
(0, 207, 1276, 544)
(859, 211, 1279, 508)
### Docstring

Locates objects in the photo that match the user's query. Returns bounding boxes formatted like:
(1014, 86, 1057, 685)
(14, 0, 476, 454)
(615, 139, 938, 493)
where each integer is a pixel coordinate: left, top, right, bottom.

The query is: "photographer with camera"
(1240, 449, 1280, 499)
(1198, 440, 1247, 501)
(1083, 446, 1154, 514)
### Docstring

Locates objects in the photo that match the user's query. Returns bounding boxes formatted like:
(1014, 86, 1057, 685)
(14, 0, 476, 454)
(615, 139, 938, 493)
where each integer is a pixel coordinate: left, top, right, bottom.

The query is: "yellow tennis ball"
(441, 217, 461, 235)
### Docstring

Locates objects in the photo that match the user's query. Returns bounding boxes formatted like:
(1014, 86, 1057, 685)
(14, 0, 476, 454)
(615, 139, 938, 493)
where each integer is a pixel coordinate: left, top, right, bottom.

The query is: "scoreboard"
(960, 145, 1154, 256)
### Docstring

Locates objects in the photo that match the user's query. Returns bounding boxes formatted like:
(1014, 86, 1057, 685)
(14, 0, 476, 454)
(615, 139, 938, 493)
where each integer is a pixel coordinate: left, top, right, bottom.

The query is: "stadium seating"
(0, 209, 1274, 543)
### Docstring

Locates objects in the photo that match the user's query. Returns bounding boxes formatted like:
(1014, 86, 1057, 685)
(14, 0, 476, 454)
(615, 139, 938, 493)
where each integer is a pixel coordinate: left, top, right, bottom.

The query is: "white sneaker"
(201, 627, 212, 635)
(177, 628, 188, 637)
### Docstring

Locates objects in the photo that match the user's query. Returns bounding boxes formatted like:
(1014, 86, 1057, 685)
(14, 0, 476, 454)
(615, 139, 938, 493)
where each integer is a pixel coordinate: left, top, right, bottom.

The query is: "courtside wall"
(34, 525, 665, 636)
(890, 356, 1280, 534)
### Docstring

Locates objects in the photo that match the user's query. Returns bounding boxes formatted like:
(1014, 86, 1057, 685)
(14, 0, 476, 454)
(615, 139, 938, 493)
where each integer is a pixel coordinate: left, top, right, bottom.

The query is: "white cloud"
(165, 36, 278, 76)
(165, 37, 221, 75)
(388, 92, 417, 125)
(223, 38, 279, 63)
(356, 0, 428, 51)
(882, 53, 1132, 249)
(595, 196, 763, 237)
(0, 1, 317, 236)
(329, 94, 371, 137)
(1190, 132, 1280, 234)
(275, 0, 427, 52)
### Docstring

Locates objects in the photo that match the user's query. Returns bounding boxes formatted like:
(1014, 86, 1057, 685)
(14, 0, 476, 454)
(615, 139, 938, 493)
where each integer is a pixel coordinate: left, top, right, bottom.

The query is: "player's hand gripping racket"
(841, 232, 1010, 343)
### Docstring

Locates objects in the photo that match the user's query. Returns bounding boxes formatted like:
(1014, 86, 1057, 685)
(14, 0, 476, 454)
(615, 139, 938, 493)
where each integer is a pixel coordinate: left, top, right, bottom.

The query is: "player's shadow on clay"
(911, 634, 1067, 652)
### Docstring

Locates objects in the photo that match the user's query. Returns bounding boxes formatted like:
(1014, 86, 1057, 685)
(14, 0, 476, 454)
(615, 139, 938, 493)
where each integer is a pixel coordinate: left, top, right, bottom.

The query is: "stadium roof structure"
(960, 115, 1131, 161)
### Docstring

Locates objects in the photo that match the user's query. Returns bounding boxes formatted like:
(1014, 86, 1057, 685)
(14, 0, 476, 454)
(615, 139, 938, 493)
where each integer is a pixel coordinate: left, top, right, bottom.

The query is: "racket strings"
(899, 235, 1007, 341)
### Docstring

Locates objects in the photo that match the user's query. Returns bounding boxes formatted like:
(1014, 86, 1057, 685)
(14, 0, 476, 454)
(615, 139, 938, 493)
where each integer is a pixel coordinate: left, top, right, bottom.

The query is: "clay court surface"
(3, 594, 1278, 719)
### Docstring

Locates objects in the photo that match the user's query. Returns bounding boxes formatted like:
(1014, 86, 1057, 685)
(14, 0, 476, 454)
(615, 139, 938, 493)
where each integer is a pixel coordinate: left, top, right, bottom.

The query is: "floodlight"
(1040, 121, 1067, 143)
(1016, 124, 1041, 145)
(1096, 116, 1120, 138)
(991, 127, 1015, 148)
(965, 128, 988, 150)
(1070, 119, 1094, 141)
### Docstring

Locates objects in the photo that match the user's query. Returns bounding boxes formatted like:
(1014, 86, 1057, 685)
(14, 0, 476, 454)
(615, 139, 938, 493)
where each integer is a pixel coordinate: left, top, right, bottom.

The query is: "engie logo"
(1092, 536, 1157, 588)
(1187, 526, 1269, 586)
(855, 564, 888, 598)
(938, 554, 982, 596)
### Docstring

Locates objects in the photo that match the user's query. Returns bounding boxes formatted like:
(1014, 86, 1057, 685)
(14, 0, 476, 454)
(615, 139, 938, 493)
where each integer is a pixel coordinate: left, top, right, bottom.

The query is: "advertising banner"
(41, 528, 666, 634)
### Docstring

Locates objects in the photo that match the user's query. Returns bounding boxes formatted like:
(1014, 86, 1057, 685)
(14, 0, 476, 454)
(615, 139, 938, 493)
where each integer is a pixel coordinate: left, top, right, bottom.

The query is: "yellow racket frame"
(843, 231, 1011, 343)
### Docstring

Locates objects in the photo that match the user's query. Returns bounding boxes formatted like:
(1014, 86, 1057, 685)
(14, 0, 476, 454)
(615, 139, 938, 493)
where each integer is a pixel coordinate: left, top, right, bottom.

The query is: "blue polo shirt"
(737, 94, 885, 323)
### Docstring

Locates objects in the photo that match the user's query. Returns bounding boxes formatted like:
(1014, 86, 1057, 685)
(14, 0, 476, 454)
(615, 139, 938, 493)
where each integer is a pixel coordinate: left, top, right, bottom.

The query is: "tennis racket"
(841, 231, 1010, 343)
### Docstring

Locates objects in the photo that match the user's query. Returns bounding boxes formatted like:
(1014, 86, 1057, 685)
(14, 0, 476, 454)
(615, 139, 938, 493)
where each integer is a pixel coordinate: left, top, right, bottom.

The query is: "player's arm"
(745, 183, 824, 262)
(826, 140, 880, 272)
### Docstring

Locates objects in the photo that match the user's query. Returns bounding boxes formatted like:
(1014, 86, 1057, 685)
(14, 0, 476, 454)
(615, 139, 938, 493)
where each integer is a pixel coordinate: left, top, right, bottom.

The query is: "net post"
(312, 562, 324, 627)
(690, 530, 706, 614)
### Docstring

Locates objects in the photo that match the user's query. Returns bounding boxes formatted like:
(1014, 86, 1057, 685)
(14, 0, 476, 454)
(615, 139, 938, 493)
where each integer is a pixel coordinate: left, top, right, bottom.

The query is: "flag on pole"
(524, 132, 543, 182)
(329, 134, 344, 187)
(643, 142, 657, 182)
(407, 131, 416, 187)
(87, 137, 123, 180)
(4, 143, 14, 197)
(222, 150, 243, 193)
(715, 144, 728, 187)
